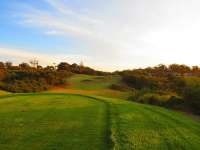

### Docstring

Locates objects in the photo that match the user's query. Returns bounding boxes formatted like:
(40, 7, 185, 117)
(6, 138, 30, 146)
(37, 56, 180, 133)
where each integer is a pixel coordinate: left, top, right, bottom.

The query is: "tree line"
(0, 61, 108, 93)
(115, 64, 200, 115)
(1, 61, 200, 115)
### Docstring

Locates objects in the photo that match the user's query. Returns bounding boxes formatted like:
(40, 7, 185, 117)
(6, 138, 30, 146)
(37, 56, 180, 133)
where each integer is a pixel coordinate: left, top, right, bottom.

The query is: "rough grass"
(0, 93, 200, 150)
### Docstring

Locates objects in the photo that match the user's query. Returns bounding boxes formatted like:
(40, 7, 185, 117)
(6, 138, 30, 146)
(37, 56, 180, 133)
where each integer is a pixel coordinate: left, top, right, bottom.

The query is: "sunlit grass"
(0, 90, 10, 96)
(0, 93, 200, 149)
(0, 94, 110, 150)
(49, 74, 132, 99)
(110, 101, 200, 149)
(1, 73, 200, 149)
(66, 74, 120, 90)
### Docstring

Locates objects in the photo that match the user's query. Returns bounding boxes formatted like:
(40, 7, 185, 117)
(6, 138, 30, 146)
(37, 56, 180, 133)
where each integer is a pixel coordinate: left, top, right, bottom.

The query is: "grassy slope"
(109, 99, 200, 149)
(0, 93, 200, 149)
(67, 74, 115, 90)
(0, 90, 10, 96)
(0, 94, 110, 150)
(1, 75, 200, 149)
(48, 74, 132, 99)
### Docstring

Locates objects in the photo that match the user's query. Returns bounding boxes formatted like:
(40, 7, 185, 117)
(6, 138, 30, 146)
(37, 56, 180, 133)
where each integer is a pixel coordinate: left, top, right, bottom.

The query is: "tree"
(37, 65, 43, 70)
(30, 59, 39, 68)
(5, 61, 12, 69)
(44, 66, 55, 71)
(153, 64, 168, 76)
(0, 62, 5, 69)
(183, 85, 200, 114)
(57, 62, 71, 71)
(169, 64, 190, 75)
(19, 63, 30, 70)
(70, 63, 80, 73)
(192, 66, 199, 74)
(122, 73, 158, 90)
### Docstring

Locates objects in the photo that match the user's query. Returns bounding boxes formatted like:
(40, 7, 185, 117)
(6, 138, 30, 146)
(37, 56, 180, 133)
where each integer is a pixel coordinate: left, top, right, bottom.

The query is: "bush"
(130, 90, 183, 107)
(1, 79, 50, 93)
(1, 70, 72, 93)
(137, 93, 168, 105)
(110, 84, 130, 91)
(165, 96, 184, 108)
(183, 85, 200, 114)
(122, 74, 159, 90)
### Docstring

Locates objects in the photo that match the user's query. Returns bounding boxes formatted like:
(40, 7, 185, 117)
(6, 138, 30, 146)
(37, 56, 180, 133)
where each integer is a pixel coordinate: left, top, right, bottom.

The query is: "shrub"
(1, 70, 72, 93)
(130, 90, 183, 107)
(110, 84, 130, 91)
(165, 96, 184, 108)
(183, 85, 200, 114)
(122, 74, 159, 90)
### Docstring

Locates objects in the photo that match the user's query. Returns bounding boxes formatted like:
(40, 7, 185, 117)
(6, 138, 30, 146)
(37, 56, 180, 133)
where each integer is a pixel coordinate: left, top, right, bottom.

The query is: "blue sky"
(0, 0, 200, 71)
(0, 0, 80, 53)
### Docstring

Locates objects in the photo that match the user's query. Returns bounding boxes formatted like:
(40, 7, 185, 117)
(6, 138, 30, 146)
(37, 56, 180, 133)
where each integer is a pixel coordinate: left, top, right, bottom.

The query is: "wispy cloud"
(0, 46, 88, 66)
(44, 0, 104, 25)
(0, 46, 126, 71)
(18, 0, 132, 54)
(3, 0, 200, 70)
(20, 0, 104, 38)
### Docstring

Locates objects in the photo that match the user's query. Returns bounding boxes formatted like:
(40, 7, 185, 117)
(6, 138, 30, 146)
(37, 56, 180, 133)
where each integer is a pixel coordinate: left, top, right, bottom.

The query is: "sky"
(0, 0, 200, 71)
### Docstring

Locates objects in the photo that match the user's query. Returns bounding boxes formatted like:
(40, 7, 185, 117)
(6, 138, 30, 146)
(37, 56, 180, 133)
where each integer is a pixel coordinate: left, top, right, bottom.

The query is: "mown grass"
(49, 74, 132, 99)
(0, 94, 110, 150)
(110, 100, 200, 150)
(0, 90, 10, 96)
(67, 74, 120, 90)
(0, 93, 200, 150)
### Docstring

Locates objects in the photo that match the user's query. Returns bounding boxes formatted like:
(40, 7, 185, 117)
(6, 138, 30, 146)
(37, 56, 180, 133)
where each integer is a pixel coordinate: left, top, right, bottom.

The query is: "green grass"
(0, 90, 10, 96)
(0, 93, 200, 149)
(110, 100, 200, 150)
(51, 74, 132, 99)
(67, 74, 121, 90)
(0, 94, 110, 150)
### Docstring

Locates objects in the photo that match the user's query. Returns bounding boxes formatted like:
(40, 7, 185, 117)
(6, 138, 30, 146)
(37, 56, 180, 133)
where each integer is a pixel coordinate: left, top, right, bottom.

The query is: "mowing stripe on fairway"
(0, 93, 200, 150)
(0, 94, 112, 150)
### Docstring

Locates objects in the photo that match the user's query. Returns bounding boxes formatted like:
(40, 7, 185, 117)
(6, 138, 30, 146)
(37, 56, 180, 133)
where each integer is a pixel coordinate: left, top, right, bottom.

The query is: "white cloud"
(44, 0, 104, 25)
(0, 46, 124, 71)
(0, 46, 88, 66)
(8, 0, 200, 70)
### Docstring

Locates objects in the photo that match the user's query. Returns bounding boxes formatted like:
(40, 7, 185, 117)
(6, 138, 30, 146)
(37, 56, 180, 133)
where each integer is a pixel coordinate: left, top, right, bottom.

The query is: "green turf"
(67, 74, 121, 90)
(109, 100, 200, 150)
(0, 90, 10, 96)
(0, 94, 110, 150)
(0, 93, 200, 150)
(62, 74, 132, 99)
